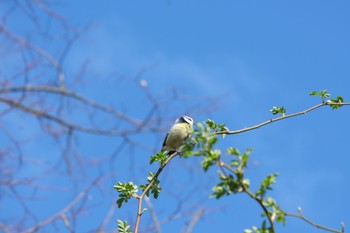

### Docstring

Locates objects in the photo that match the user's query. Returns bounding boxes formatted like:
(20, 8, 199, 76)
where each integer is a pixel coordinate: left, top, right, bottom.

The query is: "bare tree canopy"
(0, 2, 215, 232)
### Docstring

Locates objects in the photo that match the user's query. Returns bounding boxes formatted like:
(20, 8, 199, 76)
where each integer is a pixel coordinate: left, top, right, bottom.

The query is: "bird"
(161, 116, 194, 155)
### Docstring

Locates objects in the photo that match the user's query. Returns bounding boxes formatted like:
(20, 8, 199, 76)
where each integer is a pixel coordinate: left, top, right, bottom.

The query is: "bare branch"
(144, 196, 161, 233)
(183, 208, 205, 233)
(0, 96, 135, 135)
(0, 2, 218, 233)
(0, 85, 143, 125)
(216, 102, 350, 135)
(0, 24, 66, 86)
(96, 202, 117, 233)
(284, 209, 345, 233)
(21, 176, 101, 233)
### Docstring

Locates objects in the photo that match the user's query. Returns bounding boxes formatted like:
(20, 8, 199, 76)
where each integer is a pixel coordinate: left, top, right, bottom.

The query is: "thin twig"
(144, 196, 161, 233)
(216, 102, 350, 135)
(284, 209, 345, 233)
(184, 208, 205, 233)
(134, 152, 178, 233)
(219, 160, 275, 232)
(0, 24, 66, 87)
(0, 85, 143, 125)
(0, 97, 137, 135)
(218, 160, 238, 175)
(96, 203, 117, 233)
(21, 176, 101, 233)
(242, 186, 275, 232)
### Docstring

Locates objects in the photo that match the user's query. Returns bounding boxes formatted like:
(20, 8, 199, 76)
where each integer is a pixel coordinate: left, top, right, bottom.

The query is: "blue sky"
(2, 1, 350, 233)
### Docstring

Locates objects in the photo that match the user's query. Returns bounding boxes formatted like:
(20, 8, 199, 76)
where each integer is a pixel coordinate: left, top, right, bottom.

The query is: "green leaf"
(205, 119, 229, 132)
(244, 226, 272, 233)
(151, 181, 161, 199)
(139, 172, 161, 199)
(208, 136, 218, 146)
(146, 172, 154, 182)
(276, 209, 286, 225)
(241, 154, 249, 167)
(244, 148, 253, 156)
(116, 199, 124, 209)
(227, 147, 240, 156)
(117, 219, 132, 233)
(114, 182, 138, 208)
(230, 159, 240, 167)
(196, 122, 204, 131)
(210, 184, 227, 199)
(244, 229, 254, 233)
(320, 90, 330, 98)
(217, 123, 229, 131)
(182, 137, 197, 157)
(141, 208, 148, 214)
(328, 96, 344, 109)
(263, 197, 277, 207)
(211, 173, 243, 199)
(206, 119, 216, 129)
(202, 156, 215, 171)
(241, 148, 253, 167)
(150, 151, 167, 165)
(309, 90, 331, 102)
(242, 178, 250, 189)
(270, 106, 286, 116)
(309, 91, 319, 96)
(201, 149, 221, 171)
(256, 173, 278, 198)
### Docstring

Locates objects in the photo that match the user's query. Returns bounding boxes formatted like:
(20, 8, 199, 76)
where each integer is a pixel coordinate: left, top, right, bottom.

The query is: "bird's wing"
(183, 131, 190, 141)
(161, 132, 169, 149)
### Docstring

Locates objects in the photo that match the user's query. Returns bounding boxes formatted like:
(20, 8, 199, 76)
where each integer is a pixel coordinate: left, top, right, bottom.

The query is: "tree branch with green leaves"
(115, 151, 178, 233)
(216, 90, 349, 136)
(115, 90, 348, 233)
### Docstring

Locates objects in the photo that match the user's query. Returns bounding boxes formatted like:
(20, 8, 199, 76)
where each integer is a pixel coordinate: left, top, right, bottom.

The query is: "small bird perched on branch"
(161, 116, 194, 155)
